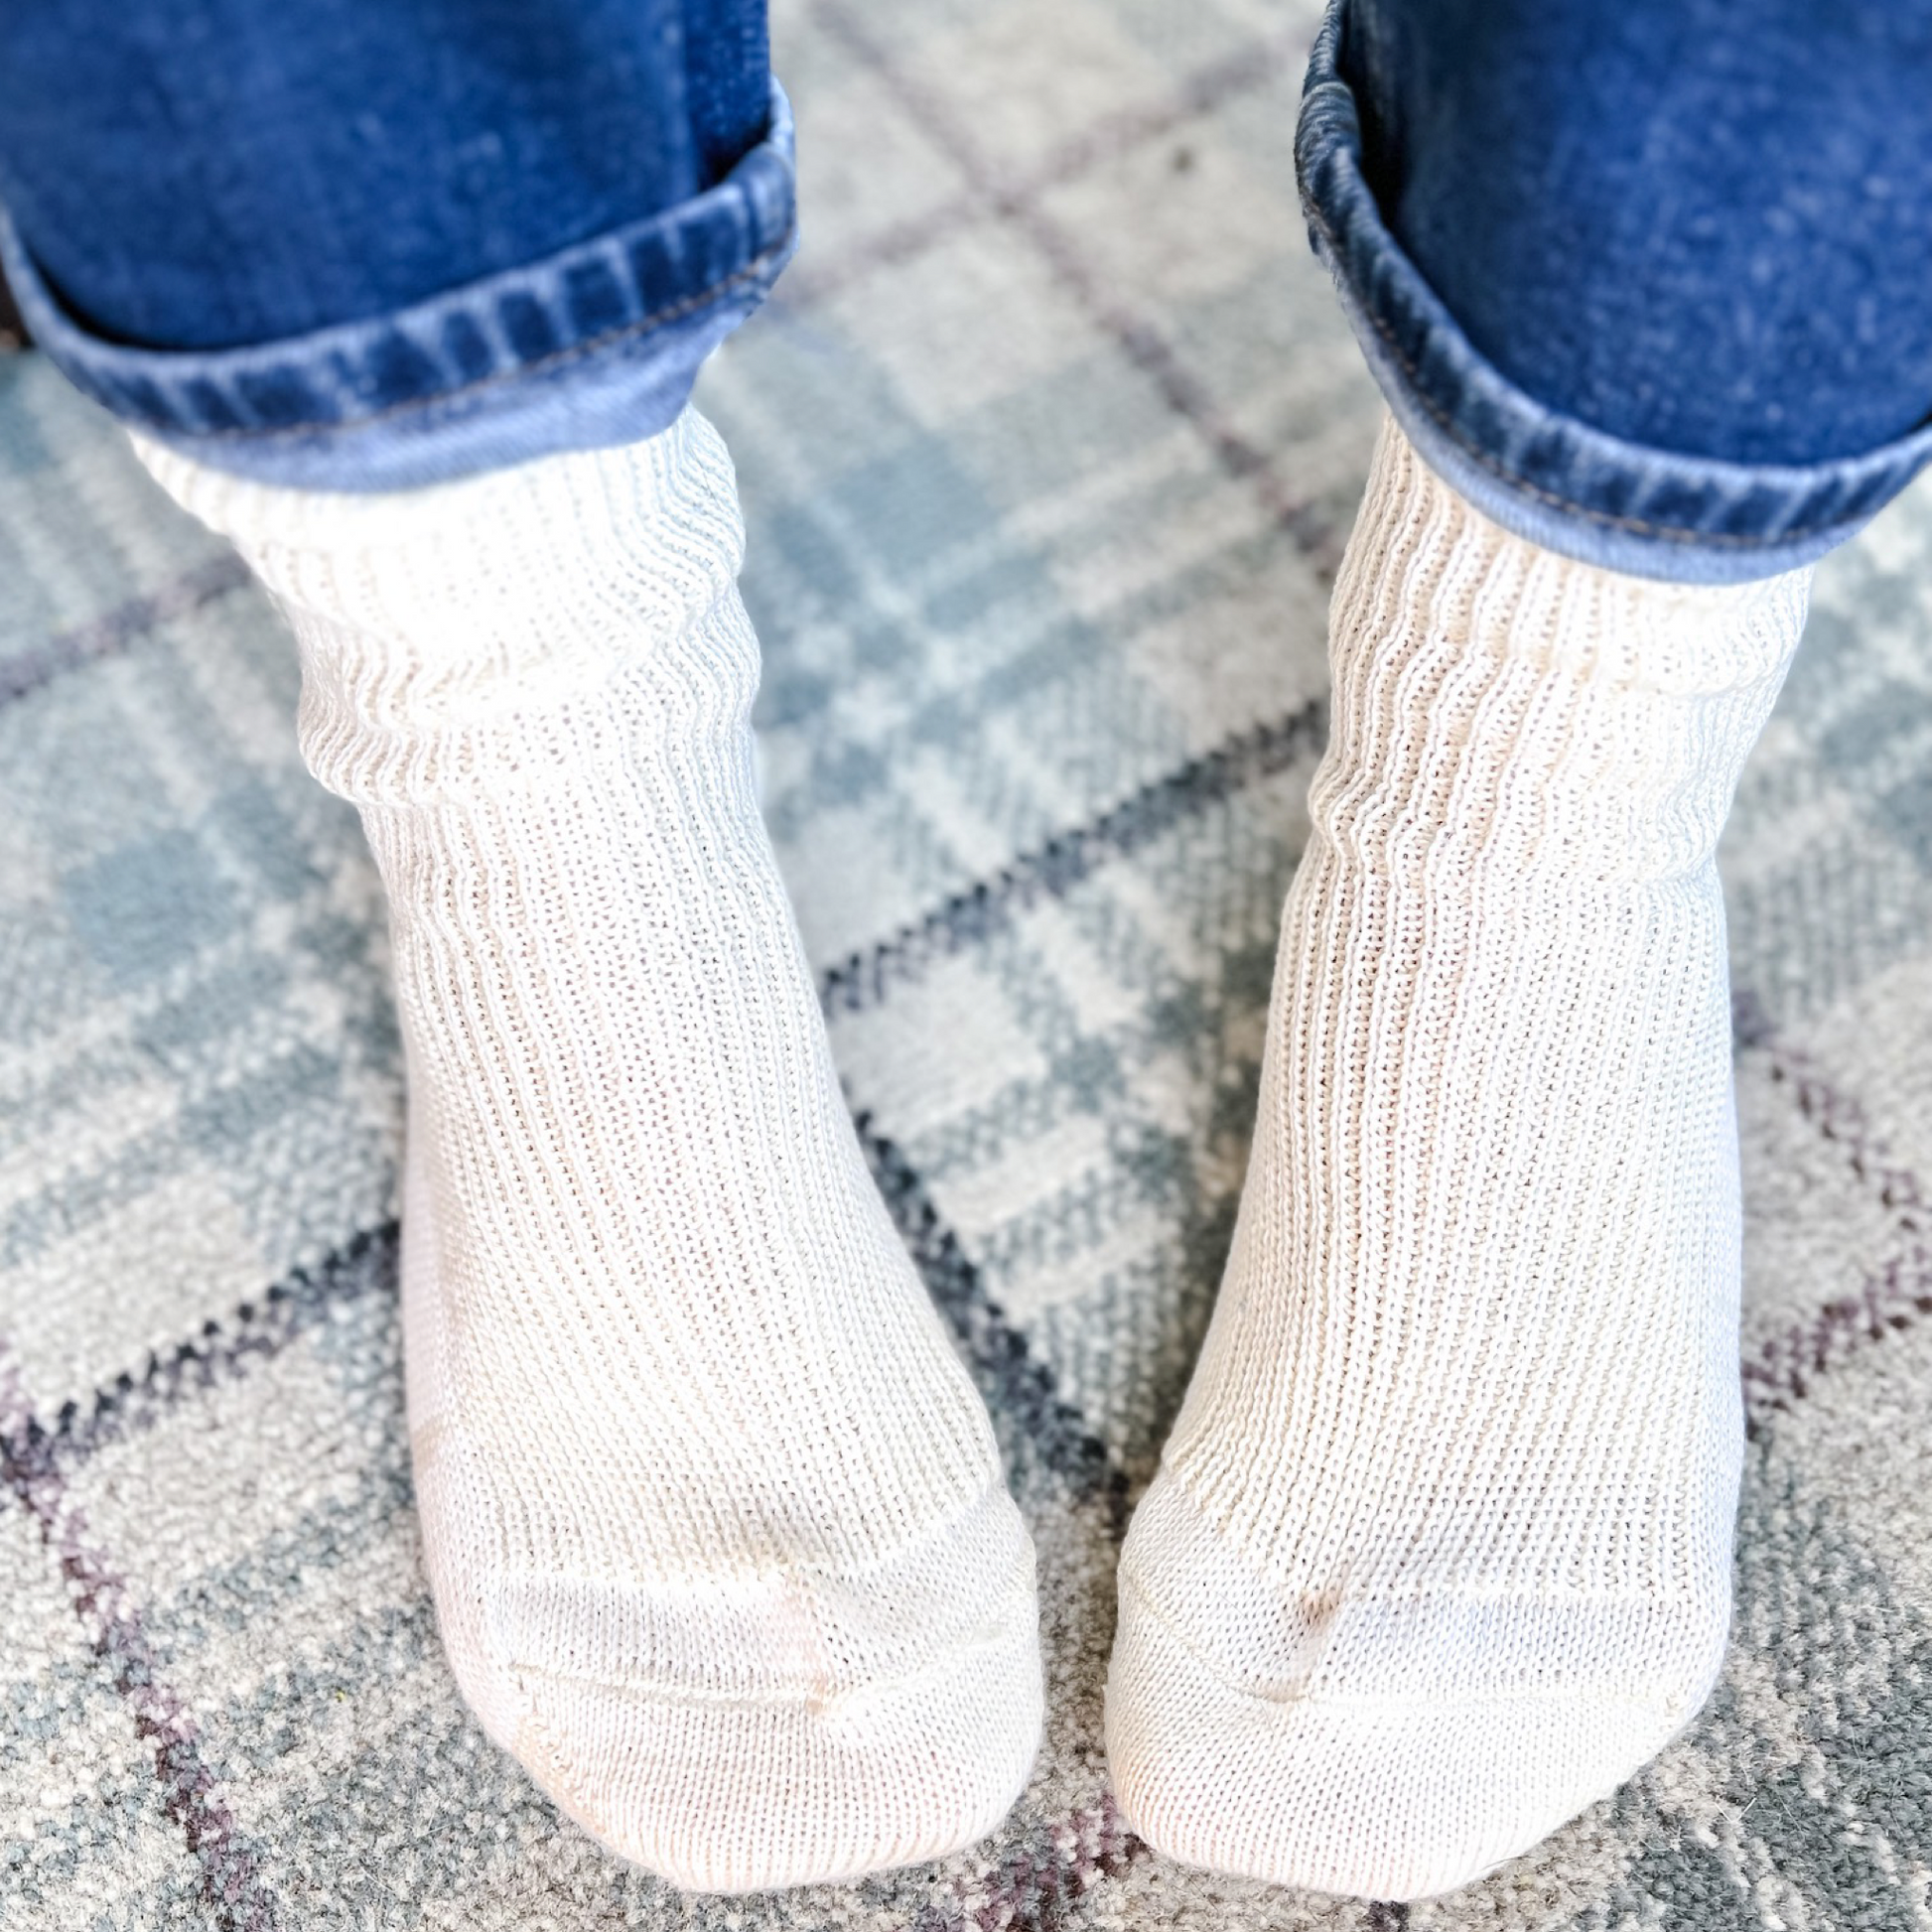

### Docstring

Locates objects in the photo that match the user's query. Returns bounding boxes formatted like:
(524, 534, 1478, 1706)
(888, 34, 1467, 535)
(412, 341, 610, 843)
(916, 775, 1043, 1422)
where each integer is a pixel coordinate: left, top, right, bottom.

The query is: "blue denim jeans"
(5, 0, 1929, 571)
(0, 0, 791, 490)
(1300, 0, 1932, 582)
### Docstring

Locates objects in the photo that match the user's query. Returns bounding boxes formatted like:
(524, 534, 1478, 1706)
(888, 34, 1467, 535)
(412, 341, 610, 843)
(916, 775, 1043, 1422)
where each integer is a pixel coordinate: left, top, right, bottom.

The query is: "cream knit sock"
(1105, 416, 1807, 1900)
(137, 410, 1041, 1892)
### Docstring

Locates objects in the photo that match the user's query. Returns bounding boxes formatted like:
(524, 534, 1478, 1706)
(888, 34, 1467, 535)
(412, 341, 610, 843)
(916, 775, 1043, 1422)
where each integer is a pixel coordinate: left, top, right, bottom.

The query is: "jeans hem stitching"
(1304, 200, 1880, 554)
(129, 231, 795, 450)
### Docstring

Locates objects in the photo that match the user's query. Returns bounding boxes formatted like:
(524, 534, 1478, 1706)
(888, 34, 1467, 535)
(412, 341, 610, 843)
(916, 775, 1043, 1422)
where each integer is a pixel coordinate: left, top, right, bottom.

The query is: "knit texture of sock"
(1105, 416, 1809, 1901)
(136, 411, 1041, 1893)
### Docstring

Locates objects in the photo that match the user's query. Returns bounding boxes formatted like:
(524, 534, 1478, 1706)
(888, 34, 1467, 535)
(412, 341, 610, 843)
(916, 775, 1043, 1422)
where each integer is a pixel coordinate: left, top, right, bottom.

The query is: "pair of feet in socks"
(140, 406, 1807, 1901)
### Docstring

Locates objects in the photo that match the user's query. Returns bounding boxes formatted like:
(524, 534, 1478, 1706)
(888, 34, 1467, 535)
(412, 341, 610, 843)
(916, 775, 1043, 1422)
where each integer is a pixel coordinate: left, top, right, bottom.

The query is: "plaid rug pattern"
(4, 0, 1932, 1924)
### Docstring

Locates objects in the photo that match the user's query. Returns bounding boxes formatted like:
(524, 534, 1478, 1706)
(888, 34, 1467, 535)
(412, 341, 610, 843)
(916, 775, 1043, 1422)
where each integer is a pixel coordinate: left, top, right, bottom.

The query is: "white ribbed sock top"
(139, 411, 1042, 1891)
(1107, 414, 1808, 1900)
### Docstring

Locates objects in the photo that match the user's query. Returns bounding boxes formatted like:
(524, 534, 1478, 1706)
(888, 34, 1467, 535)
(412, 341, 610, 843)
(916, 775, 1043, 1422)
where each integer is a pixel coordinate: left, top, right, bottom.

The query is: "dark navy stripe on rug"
(0, 552, 251, 709)
(859, 1113, 1130, 1528)
(4, 1222, 398, 1476)
(8, 1114, 1130, 1520)
(821, 697, 1327, 1016)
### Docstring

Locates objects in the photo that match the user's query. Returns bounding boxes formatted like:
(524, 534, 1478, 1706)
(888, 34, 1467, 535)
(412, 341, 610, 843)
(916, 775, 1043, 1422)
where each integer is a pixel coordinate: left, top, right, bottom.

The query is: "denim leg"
(1300, 0, 1932, 580)
(1349, 0, 1932, 468)
(0, 0, 792, 488)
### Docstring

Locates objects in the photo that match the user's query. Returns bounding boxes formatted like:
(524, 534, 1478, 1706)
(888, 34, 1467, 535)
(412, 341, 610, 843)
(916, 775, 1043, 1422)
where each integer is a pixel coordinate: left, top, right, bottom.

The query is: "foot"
(140, 410, 1042, 1891)
(1105, 417, 1806, 1900)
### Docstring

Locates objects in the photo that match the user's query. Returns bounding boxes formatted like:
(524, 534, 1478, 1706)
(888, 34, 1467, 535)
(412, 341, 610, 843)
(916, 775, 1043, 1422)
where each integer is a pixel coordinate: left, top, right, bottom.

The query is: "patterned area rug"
(5, 0, 1932, 1924)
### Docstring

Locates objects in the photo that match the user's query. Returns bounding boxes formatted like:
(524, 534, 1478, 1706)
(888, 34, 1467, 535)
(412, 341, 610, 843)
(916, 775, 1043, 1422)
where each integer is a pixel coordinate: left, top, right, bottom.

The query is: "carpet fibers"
(4, 0, 1932, 1924)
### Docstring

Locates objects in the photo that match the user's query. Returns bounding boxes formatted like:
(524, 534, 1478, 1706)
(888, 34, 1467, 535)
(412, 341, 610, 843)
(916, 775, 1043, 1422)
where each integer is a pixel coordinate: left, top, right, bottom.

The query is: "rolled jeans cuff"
(0, 82, 796, 492)
(1296, 5, 1932, 585)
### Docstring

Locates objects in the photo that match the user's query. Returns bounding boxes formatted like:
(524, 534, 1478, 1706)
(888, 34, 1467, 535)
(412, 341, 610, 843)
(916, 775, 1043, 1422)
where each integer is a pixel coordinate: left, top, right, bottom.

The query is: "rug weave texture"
(5, 0, 1932, 1924)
